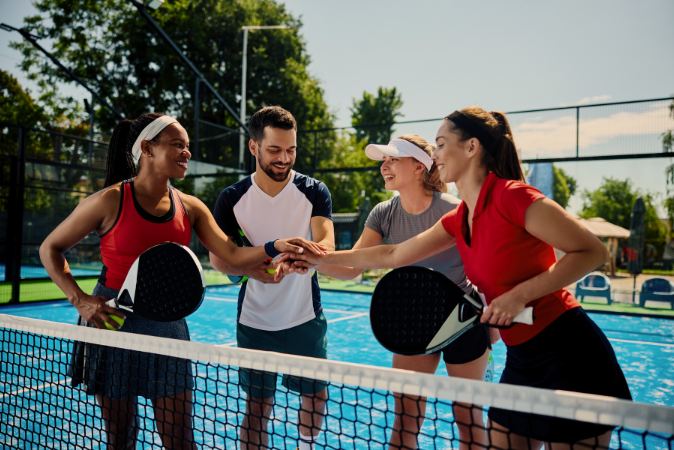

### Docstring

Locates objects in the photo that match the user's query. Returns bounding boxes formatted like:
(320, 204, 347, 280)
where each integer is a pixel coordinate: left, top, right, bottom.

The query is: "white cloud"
(511, 102, 673, 159)
(576, 94, 612, 105)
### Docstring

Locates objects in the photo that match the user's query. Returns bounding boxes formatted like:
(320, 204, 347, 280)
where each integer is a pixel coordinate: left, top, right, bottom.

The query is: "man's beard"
(260, 159, 293, 182)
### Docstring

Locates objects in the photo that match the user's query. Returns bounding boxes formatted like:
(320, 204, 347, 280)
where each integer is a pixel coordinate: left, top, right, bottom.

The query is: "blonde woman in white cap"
(284, 134, 492, 449)
(40, 113, 325, 449)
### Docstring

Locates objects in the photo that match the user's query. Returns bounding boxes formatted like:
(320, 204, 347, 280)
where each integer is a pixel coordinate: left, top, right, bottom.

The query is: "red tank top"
(99, 180, 192, 289)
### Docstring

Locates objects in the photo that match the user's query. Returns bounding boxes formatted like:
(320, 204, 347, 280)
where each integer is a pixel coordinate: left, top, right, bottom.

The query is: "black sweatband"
(264, 240, 281, 258)
(446, 110, 498, 151)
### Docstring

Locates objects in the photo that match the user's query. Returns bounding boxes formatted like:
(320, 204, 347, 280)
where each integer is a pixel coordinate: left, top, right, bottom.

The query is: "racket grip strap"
(264, 240, 281, 258)
(514, 307, 534, 325)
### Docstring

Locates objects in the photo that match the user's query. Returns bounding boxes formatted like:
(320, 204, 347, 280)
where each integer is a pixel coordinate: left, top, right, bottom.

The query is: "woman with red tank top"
(40, 113, 325, 450)
(283, 107, 632, 449)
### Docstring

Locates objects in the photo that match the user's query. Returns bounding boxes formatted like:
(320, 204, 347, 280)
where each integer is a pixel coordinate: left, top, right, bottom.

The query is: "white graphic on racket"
(105, 242, 206, 322)
(370, 266, 533, 355)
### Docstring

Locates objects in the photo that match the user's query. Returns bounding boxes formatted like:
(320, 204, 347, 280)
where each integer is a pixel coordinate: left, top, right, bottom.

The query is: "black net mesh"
(1, 314, 672, 449)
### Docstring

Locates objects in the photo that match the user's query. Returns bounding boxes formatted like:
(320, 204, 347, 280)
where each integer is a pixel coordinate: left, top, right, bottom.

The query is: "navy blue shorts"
(68, 283, 195, 400)
(488, 307, 632, 442)
(237, 313, 328, 399)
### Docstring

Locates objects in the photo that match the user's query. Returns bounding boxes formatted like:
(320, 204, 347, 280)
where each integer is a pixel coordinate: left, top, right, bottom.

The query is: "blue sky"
(1, 0, 673, 214)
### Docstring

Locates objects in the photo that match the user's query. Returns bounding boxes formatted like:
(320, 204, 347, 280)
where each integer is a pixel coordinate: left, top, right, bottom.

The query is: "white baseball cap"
(365, 138, 433, 171)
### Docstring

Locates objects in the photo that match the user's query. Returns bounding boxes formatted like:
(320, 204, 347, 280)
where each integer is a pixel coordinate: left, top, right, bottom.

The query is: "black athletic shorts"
(488, 307, 632, 442)
(438, 288, 491, 365)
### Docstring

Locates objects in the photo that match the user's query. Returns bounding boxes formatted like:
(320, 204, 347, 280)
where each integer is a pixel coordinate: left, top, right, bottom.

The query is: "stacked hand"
(273, 238, 327, 256)
(234, 238, 325, 284)
(273, 250, 329, 282)
(239, 260, 283, 284)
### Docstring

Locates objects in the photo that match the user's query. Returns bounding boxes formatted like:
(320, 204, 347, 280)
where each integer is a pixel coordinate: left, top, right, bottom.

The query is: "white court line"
(608, 338, 674, 348)
(328, 313, 368, 323)
(205, 296, 237, 302)
(213, 312, 368, 348)
(0, 378, 71, 399)
(205, 296, 366, 315)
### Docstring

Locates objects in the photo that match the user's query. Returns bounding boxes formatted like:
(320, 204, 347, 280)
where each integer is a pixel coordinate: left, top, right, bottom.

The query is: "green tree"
(0, 70, 47, 129)
(551, 164, 577, 209)
(318, 87, 405, 213)
(579, 177, 665, 242)
(1, 70, 92, 221)
(13, 0, 335, 169)
(350, 87, 403, 145)
(319, 133, 391, 213)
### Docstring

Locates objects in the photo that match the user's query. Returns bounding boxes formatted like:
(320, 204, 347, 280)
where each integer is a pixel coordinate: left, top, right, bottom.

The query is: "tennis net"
(1, 313, 672, 449)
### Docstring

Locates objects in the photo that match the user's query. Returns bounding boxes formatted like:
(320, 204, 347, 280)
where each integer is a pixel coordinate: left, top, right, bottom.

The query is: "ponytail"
(103, 112, 166, 188)
(489, 111, 524, 182)
(397, 134, 447, 193)
(445, 107, 525, 182)
(104, 120, 135, 187)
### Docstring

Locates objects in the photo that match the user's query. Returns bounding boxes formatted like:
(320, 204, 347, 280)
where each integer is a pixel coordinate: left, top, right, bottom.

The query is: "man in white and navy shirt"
(210, 106, 334, 450)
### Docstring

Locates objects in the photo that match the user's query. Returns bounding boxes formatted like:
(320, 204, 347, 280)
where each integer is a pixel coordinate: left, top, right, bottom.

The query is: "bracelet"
(264, 240, 281, 258)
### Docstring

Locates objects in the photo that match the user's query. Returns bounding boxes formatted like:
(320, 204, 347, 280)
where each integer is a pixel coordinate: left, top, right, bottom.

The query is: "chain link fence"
(1, 97, 673, 304)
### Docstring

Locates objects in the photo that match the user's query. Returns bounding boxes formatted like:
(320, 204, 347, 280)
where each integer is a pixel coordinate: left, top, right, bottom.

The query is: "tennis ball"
(266, 266, 277, 275)
(104, 314, 125, 331)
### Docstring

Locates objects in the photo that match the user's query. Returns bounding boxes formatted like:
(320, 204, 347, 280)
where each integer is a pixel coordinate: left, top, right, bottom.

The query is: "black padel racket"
(370, 266, 533, 355)
(105, 242, 206, 322)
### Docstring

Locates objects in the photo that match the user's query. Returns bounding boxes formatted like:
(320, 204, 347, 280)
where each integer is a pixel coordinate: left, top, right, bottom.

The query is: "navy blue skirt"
(488, 307, 632, 442)
(68, 283, 195, 400)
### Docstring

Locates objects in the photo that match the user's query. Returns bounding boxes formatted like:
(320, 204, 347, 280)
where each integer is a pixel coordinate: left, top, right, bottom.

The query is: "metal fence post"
(9, 127, 27, 304)
(313, 131, 318, 174)
(193, 78, 200, 161)
(576, 106, 580, 158)
(88, 94, 94, 167)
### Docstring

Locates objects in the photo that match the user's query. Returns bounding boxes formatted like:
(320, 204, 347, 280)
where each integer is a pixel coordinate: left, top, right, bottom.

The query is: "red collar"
(463, 172, 499, 220)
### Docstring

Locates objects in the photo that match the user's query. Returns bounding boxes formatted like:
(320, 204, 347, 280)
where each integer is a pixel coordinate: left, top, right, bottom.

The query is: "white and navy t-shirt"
(213, 171, 332, 331)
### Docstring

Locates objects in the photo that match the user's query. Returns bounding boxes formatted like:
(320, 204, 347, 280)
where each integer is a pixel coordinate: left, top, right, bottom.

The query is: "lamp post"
(239, 25, 291, 172)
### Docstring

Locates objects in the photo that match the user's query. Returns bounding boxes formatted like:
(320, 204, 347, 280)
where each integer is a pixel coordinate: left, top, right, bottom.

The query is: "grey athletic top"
(364, 191, 471, 294)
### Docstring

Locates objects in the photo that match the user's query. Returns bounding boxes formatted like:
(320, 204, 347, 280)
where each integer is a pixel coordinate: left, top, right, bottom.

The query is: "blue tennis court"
(1, 286, 673, 448)
(0, 264, 101, 281)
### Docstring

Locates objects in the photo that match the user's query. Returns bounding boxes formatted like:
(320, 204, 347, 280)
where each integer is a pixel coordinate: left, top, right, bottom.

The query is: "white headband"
(365, 138, 434, 171)
(131, 115, 179, 160)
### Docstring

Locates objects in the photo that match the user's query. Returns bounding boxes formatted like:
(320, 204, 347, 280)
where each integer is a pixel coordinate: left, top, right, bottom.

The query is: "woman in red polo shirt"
(283, 107, 631, 448)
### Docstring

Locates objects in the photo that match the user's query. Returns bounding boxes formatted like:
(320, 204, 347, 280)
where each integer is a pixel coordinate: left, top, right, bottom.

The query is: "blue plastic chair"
(575, 272, 612, 305)
(639, 278, 674, 309)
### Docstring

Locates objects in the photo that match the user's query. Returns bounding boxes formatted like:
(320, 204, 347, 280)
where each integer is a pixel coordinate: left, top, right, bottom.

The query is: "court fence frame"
(2, 96, 674, 305)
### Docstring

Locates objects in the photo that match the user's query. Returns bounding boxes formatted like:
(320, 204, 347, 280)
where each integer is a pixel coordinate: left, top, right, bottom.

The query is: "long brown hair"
(445, 106, 525, 182)
(397, 134, 447, 193)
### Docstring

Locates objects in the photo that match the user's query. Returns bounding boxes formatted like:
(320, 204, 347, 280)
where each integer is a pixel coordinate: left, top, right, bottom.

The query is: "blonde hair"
(397, 134, 447, 193)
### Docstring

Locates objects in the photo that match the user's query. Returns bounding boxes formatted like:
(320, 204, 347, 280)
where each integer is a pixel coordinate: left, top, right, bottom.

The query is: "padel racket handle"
(513, 307, 534, 325)
(483, 306, 534, 327)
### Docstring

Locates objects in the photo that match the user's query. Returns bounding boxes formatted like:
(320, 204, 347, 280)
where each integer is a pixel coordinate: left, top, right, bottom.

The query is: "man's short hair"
(249, 106, 297, 142)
